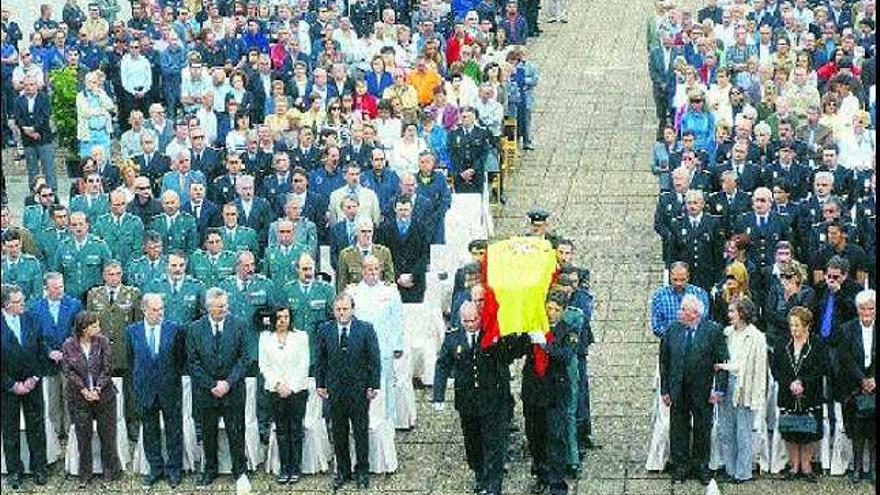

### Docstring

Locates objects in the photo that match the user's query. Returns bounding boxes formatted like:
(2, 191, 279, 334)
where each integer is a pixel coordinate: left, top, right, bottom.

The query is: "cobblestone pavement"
(2, 0, 875, 493)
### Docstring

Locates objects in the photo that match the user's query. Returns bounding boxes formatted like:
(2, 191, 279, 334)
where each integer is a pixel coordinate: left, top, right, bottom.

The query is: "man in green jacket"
(149, 190, 199, 254)
(262, 219, 304, 289)
(145, 251, 206, 327)
(282, 252, 335, 367)
(219, 203, 260, 259)
(93, 190, 145, 266)
(189, 228, 237, 289)
(125, 231, 167, 288)
(2, 229, 44, 302)
(51, 211, 113, 300)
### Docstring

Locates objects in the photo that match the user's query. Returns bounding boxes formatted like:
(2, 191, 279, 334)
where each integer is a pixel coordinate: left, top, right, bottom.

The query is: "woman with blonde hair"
(716, 297, 767, 483)
(711, 261, 751, 327)
(114, 159, 140, 203)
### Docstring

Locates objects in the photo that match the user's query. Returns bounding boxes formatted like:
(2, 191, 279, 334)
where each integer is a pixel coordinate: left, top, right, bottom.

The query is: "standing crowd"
(0, 0, 614, 493)
(647, 0, 875, 486)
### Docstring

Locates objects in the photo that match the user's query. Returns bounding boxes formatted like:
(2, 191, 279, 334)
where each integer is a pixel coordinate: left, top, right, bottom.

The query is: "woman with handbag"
(715, 297, 767, 483)
(838, 290, 876, 484)
(770, 306, 827, 483)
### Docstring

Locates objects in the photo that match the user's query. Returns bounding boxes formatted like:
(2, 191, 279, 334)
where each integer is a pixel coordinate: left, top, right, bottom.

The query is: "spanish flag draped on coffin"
(480, 236, 558, 354)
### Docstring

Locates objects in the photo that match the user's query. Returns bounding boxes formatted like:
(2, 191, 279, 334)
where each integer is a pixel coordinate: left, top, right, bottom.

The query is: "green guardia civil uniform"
(125, 255, 168, 288)
(218, 274, 277, 335)
(188, 249, 237, 289)
(261, 244, 304, 289)
(149, 213, 199, 254)
(92, 212, 145, 266)
(281, 279, 336, 366)
(22, 204, 51, 233)
(1, 253, 44, 303)
(145, 276, 206, 327)
(69, 193, 111, 223)
(51, 234, 113, 299)
(36, 227, 72, 267)
(219, 226, 260, 257)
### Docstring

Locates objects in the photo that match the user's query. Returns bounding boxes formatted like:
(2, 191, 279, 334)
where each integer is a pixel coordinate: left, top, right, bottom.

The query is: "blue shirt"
(650, 284, 710, 338)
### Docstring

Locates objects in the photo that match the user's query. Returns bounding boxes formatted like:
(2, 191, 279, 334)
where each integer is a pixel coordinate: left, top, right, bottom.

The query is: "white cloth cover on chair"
(445, 194, 489, 257)
(393, 353, 416, 430)
(709, 405, 723, 471)
(319, 245, 334, 280)
(64, 377, 130, 475)
(828, 401, 870, 475)
(351, 392, 397, 473)
(645, 366, 670, 471)
(403, 303, 446, 385)
(0, 380, 62, 474)
(264, 379, 332, 475)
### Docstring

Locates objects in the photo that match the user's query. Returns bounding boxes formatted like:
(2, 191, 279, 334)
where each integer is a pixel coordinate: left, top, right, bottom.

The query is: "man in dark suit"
(186, 287, 254, 487)
(340, 123, 373, 170)
(126, 293, 184, 488)
(182, 182, 220, 239)
(433, 301, 523, 495)
(376, 195, 429, 303)
(329, 194, 359, 271)
(258, 152, 294, 214)
(234, 175, 274, 255)
(660, 294, 729, 485)
(648, 30, 681, 137)
(315, 293, 381, 490)
(714, 142, 765, 193)
(450, 107, 491, 194)
(654, 167, 690, 266)
(1, 284, 48, 488)
(13, 76, 56, 191)
(707, 171, 752, 238)
(29, 272, 81, 439)
(189, 129, 223, 181)
(289, 128, 322, 171)
(210, 152, 245, 206)
(134, 134, 170, 195)
(764, 143, 811, 201)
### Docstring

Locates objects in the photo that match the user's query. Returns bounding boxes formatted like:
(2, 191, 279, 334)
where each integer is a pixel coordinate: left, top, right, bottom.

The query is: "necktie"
(340, 326, 349, 349)
(147, 326, 157, 356)
(691, 218, 698, 229)
(213, 322, 222, 351)
(195, 204, 201, 219)
(758, 216, 766, 228)
(820, 292, 835, 339)
(362, 249, 369, 258)
(109, 289, 116, 304)
(684, 327, 695, 356)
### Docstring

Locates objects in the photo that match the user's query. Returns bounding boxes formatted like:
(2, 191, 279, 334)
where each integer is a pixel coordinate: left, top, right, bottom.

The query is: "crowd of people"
(0, 0, 614, 493)
(647, 0, 875, 487)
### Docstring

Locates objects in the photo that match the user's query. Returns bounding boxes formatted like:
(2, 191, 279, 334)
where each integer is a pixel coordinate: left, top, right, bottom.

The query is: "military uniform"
(92, 212, 145, 266)
(261, 244, 305, 289)
(282, 279, 335, 367)
(521, 321, 578, 495)
(145, 276, 206, 327)
(433, 331, 523, 495)
(218, 275, 277, 336)
(125, 254, 168, 288)
(188, 249, 236, 289)
(707, 190, 751, 239)
(69, 193, 111, 223)
(1, 254, 44, 303)
(561, 306, 584, 471)
(336, 245, 395, 291)
(669, 214, 724, 291)
(149, 213, 199, 254)
(733, 212, 791, 271)
(654, 191, 687, 266)
(35, 227, 72, 267)
(22, 204, 51, 233)
(86, 284, 142, 438)
(219, 226, 260, 257)
(51, 235, 113, 300)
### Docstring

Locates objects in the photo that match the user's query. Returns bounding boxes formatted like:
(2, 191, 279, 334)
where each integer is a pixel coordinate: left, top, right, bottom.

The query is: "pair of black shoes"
(673, 469, 711, 485)
(276, 471, 301, 484)
(197, 471, 217, 487)
(10, 471, 47, 488)
(333, 474, 369, 490)
(143, 472, 181, 488)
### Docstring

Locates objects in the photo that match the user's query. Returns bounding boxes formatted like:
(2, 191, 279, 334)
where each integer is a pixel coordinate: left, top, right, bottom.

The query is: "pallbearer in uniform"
(433, 302, 523, 495)
(348, 255, 406, 427)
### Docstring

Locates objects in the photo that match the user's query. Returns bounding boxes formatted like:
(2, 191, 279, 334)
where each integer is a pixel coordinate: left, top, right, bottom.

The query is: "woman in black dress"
(770, 306, 827, 483)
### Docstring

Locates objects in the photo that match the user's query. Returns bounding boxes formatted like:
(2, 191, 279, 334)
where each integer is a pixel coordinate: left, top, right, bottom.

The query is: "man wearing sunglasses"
(734, 187, 791, 270)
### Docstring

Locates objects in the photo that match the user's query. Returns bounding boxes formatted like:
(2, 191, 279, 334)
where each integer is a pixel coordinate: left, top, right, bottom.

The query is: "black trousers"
(70, 397, 121, 478)
(461, 412, 507, 494)
(1, 387, 47, 476)
(523, 402, 568, 491)
(141, 397, 183, 479)
(115, 370, 139, 438)
(199, 393, 247, 477)
(669, 384, 712, 475)
(328, 394, 369, 479)
(272, 390, 307, 476)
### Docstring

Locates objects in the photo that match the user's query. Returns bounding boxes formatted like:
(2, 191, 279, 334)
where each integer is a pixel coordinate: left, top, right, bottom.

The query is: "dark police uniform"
(669, 214, 724, 291)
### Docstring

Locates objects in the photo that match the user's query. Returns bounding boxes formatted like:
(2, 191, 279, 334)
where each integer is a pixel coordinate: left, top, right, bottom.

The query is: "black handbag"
(854, 393, 876, 419)
(778, 399, 819, 435)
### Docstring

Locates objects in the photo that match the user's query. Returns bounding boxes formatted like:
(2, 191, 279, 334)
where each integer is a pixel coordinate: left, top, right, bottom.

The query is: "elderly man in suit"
(186, 287, 253, 487)
(13, 75, 56, 190)
(316, 293, 381, 490)
(329, 194, 360, 271)
(1, 284, 49, 488)
(660, 294, 729, 485)
(336, 217, 395, 290)
(161, 151, 206, 206)
(125, 293, 185, 488)
(87, 261, 143, 441)
(376, 195, 429, 303)
(30, 272, 82, 440)
(182, 181, 220, 238)
(234, 175, 274, 255)
(328, 163, 382, 225)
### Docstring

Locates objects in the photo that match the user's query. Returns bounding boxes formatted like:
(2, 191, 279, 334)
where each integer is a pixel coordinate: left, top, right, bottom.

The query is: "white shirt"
(259, 330, 309, 393)
(210, 318, 225, 337)
(145, 322, 161, 354)
(349, 280, 404, 359)
(862, 323, 874, 369)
